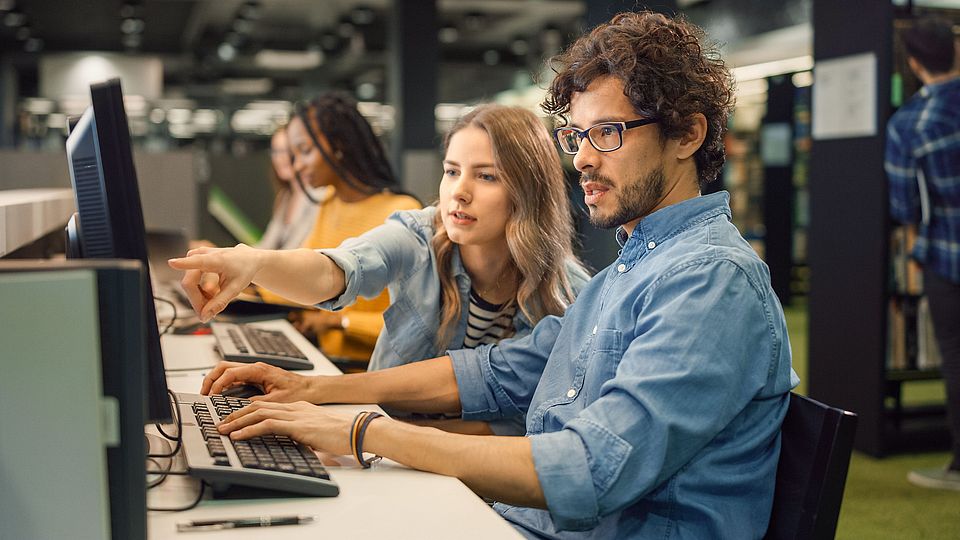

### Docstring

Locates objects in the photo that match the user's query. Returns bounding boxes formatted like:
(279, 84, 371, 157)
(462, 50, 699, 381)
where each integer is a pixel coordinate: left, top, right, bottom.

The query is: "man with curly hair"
(199, 11, 797, 538)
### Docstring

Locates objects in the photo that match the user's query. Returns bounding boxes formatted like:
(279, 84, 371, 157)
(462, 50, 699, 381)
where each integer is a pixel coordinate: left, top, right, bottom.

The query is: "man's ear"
(676, 113, 707, 161)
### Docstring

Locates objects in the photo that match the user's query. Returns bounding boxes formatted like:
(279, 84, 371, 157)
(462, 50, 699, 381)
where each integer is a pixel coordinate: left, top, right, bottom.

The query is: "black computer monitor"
(65, 78, 172, 424)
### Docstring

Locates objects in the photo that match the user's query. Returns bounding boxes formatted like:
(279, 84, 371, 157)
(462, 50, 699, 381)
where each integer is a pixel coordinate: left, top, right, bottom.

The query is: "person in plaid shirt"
(885, 16, 960, 491)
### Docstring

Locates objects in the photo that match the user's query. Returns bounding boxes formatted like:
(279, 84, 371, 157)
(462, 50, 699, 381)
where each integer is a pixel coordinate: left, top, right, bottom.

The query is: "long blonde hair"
(432, 104, 585, 348)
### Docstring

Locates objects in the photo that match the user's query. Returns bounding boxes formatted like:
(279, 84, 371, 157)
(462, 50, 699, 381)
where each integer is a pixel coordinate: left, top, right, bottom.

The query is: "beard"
(582, 165, 667, 229)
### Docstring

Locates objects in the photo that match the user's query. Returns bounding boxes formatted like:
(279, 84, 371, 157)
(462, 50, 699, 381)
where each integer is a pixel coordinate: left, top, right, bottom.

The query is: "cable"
(154, 296, 178, 335)
(149, 390, 182, 457)
(147, 481, 207, 512)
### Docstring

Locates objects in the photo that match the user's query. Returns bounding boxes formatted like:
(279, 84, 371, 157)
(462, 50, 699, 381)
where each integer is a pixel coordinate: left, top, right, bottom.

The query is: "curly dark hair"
(542, 11, 735, 188)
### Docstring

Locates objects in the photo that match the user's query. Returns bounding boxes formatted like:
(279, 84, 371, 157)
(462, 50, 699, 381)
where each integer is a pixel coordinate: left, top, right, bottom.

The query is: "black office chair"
(764, 392, 858, 540)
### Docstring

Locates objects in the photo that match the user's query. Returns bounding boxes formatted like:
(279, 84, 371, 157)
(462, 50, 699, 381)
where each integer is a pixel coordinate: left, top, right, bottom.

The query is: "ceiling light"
(510, 38, 529, 56)
(483, 50, 500, 66)
(4, 10, 25, 27)
(438, 25, 458, 44)
(23, 98, 55, 114)
(121, 17, 144, 35)
(731, 55, 814, 82)
(253, 49, 324, 70)
(149, 108, 165, 124)
(220, 78, 272, 95)
(217, 42, 237, 62)
(356, 82, 376, 100)
(166, 108, 192, 124)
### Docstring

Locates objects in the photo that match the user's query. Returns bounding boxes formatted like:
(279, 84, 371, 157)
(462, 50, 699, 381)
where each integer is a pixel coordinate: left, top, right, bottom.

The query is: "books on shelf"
(886, 295, 942, 371)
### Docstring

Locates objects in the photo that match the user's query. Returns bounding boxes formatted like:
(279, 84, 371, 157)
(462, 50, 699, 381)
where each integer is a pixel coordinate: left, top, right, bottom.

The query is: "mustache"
(579, 172, 615, 188)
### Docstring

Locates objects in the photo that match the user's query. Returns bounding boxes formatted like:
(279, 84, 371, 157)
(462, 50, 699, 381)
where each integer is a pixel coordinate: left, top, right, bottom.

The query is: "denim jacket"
(450, 192, 798, 538)
(317, 207, 590, 433)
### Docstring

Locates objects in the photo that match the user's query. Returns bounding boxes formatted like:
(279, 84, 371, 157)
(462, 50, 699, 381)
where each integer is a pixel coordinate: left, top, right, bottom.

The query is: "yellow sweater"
(259, 189, 421, 361)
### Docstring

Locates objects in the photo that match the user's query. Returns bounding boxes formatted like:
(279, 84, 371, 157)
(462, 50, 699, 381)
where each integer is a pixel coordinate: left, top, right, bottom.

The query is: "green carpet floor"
(783, 303, 959, 540)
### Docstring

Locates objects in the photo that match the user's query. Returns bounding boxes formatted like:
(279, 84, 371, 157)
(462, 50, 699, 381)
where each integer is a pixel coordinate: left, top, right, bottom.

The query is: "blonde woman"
(170, 104, 590, 434)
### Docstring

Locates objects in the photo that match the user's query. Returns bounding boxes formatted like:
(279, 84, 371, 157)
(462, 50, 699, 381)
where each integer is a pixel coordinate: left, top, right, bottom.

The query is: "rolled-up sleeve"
(450, 314, 563, 421)
(316, 211, 431, 310)
(529, 259, 787, 530)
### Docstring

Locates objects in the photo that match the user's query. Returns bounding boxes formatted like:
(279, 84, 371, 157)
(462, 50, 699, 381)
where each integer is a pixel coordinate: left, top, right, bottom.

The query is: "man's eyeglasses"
(553, 118, 659, 155)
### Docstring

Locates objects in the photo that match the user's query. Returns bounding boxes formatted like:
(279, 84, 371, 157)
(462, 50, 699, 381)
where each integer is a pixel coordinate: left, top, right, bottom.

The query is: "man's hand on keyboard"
(202, 361, 318, 403)
(168, 244, 262, 322)
(217, 400, 355, 456)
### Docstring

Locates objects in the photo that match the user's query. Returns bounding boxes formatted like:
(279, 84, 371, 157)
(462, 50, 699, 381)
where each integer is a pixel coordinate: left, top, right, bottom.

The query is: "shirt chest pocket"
(383, 293, 436, 362)
(580, 328, 625, 400)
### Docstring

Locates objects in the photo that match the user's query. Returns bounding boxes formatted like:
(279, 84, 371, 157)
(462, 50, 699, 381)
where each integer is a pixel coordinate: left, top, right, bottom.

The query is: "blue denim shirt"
(450, 192, 798, 538)
(317, 207, 591, 434)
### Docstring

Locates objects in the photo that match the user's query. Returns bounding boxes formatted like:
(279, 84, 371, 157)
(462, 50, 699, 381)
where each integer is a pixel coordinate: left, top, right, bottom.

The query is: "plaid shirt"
(885, 77, 960, 284)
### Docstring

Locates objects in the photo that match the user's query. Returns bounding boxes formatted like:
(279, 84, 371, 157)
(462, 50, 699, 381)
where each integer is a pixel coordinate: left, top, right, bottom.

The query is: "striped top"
(462, 288, 516, 349)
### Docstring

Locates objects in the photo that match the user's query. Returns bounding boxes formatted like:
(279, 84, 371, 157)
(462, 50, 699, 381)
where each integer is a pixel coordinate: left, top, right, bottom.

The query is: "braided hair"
(294, 92, 406, 196)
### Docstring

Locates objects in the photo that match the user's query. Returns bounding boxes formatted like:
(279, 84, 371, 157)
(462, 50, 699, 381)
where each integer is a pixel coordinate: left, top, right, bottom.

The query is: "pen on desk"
(176, 515, 315, 532)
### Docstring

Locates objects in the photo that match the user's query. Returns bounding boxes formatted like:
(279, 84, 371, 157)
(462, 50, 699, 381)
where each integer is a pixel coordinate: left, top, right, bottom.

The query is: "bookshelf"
(808, 0, 950, 457)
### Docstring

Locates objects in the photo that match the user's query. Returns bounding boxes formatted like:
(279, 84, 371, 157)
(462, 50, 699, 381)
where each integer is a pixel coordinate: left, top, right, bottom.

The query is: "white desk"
(151, 319, 522, 539)
(0, 188, 75, 257)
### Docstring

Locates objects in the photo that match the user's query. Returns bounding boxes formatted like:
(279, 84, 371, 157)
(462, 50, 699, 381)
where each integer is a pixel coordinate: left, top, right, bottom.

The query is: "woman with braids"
(258, 92, 421, 364)
(171, 104, 590, 435)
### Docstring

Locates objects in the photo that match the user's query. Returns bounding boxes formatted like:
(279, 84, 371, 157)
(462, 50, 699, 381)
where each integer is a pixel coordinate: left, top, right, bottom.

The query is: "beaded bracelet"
(353, 411, 383, 468)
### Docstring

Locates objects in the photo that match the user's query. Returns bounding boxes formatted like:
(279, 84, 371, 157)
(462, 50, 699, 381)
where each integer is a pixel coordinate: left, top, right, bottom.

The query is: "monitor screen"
(65, 78, 172, 424)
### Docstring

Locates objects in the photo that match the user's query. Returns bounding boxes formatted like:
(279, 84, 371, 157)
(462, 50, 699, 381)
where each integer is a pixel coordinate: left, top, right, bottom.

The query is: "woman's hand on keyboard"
(217, 401, 356, 456)
(202, 361, 318, 403)
(168, 244, 263, 322)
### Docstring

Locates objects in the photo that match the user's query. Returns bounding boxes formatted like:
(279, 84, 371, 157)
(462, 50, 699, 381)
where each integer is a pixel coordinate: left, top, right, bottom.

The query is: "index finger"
(168, 252, 216, 272)
(200, 361, 243, 395)
(207, 363, 268, 396)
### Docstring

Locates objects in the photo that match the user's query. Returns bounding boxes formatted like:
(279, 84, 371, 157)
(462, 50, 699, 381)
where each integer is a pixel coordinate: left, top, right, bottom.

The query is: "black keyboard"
(210, 322, 313, 370)
(176, 392, 339, 497)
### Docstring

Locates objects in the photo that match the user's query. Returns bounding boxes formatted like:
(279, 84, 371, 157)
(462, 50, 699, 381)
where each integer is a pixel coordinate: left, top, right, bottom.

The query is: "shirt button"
(617, 263, 626, 273)
(592, 325, 598, 335)
(566, 388, 576, 398)
(648, 241, 656, 249)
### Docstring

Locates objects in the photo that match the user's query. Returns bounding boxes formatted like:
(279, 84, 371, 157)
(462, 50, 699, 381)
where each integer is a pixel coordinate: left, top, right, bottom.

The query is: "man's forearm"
(365, 418, 546, 508)
(318, 356, 462, 414)
(251, 248, 346, 305)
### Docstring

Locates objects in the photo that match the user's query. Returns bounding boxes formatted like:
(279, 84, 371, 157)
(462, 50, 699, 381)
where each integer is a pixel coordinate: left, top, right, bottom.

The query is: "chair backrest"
(764, 392, 858, 540)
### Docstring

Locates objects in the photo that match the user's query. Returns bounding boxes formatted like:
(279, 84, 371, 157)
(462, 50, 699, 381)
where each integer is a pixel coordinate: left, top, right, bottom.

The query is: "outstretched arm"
(168, 245, 345, 321)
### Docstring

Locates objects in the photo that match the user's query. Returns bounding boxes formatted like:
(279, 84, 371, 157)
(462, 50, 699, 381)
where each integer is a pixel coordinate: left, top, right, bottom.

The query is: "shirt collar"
(920, 75, 960, 98)
(616, 191, 732, 252)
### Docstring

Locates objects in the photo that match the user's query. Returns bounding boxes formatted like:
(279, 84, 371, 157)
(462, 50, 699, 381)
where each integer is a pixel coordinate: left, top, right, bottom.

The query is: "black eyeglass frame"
(553, 117, 659, 155)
